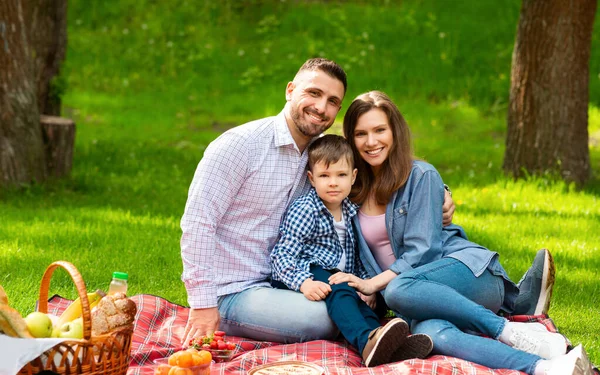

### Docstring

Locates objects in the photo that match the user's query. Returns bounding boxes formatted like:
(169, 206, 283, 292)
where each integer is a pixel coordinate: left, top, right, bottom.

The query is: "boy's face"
(307, 158, 357, 212)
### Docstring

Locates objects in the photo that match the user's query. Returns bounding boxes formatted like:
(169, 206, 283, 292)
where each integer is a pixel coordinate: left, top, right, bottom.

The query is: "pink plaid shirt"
(180, 111, 312, 308)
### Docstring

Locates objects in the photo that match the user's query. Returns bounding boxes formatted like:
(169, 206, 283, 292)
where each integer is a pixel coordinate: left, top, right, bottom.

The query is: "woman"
(329, 91, 594, 375)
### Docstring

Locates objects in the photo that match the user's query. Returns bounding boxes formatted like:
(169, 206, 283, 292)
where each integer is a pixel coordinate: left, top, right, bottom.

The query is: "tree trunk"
(28, 0, 68, 116)
(0, 0, 47, 186)
(504, 0, 596, 186)
(41, 115, 75, 177)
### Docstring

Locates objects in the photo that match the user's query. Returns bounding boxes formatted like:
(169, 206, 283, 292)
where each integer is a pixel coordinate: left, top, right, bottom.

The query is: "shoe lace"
(510, 330, 541, 355)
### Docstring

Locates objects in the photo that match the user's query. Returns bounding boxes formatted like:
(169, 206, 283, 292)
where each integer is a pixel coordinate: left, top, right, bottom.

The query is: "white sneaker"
(537, 345, 594, 375)
(502, 322, 567, 359)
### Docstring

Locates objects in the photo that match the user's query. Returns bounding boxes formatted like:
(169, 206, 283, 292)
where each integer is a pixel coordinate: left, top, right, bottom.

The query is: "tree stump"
(40, 115, 75, 177)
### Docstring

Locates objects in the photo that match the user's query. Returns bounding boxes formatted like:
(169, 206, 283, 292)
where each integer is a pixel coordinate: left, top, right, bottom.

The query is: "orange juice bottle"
(108, 272, 128, 295)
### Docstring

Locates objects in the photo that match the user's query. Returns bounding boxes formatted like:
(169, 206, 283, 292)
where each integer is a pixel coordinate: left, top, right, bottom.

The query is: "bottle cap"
(112, 271, 128, 280)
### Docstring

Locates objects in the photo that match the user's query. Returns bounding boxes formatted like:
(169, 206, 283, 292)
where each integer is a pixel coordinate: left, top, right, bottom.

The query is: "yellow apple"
(58, 318, 83, 339)
(24, 312, 53, 338)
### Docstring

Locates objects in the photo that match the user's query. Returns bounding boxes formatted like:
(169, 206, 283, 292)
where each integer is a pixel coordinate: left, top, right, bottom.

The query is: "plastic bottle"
(108, 271, 128, 295)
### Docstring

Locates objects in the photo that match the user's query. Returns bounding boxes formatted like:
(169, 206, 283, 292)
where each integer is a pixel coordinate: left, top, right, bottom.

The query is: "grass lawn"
(1, 0, 599, 365)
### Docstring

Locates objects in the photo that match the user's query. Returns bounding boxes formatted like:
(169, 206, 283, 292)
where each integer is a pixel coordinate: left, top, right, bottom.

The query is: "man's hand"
(442, 189, 455, 226)
(183, 307, 220, 347)
(357, 291, 377, 309)
(300, 278, 332, 301)
(328, 272, 377, 295)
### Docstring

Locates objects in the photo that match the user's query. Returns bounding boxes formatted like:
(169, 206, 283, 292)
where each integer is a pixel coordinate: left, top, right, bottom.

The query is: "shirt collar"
(308, 188, 359, 219)
(273, 111, 297, 149)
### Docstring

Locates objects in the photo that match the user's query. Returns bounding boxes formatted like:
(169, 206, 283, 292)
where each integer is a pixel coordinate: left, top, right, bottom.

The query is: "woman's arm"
(329, 269, 397, 294)
(387, 167, 446, 275)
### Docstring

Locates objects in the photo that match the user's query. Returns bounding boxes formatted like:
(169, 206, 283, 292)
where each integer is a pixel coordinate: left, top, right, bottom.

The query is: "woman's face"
(353, 108, 394, 173)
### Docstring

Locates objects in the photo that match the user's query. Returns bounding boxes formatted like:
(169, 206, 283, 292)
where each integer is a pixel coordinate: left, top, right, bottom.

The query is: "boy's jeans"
(267, 265, 385, 353)
(385, 257, 542, 374)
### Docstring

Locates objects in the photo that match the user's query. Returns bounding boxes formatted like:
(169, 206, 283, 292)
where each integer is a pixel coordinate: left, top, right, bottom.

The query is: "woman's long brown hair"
(343, 91, 414, 205)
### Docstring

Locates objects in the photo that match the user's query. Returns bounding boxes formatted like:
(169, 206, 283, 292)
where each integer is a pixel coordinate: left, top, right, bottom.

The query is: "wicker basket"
(18, 261, 133, 375)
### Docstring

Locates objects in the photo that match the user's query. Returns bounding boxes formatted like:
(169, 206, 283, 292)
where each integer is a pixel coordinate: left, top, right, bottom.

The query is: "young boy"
(270, 134, 433, 367)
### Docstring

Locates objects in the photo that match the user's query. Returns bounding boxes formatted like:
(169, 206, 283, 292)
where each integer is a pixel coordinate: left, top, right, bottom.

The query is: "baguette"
(0, 304, 34, 338)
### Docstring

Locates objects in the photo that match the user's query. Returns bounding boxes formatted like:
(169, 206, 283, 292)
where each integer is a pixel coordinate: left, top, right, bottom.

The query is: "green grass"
(1, 0, 599, 364)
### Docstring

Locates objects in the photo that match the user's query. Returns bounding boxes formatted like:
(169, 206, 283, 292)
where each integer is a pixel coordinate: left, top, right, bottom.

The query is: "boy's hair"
(297, 58, 347, 94)
(307, 134, 354, 171)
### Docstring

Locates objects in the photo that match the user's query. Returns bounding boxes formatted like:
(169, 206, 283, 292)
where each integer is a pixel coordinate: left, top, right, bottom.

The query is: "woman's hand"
(357, 291, 377, 309)
(328, 272, 378, 295)
(300, 278, 331, 301)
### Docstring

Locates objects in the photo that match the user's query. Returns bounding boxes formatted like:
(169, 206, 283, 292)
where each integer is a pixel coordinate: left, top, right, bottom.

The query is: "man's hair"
(297, 58, 347, 94)
(308, 134, 354, 171)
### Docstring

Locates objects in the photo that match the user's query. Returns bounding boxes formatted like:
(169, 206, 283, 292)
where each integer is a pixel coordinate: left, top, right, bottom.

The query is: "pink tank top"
(357, 210, 396, 270)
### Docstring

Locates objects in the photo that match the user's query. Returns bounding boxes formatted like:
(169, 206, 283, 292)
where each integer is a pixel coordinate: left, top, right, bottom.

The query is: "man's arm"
(181, 132, 249, 342)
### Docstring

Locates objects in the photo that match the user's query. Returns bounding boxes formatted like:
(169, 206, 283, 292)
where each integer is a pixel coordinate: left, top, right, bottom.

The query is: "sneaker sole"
(364, 318, 409, 367)
(534, 249, 556, 315)
(572, 344, 595, 375)
(389, 333, 433, 362)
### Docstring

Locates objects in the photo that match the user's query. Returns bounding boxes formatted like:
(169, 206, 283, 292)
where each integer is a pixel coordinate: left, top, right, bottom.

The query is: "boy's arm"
(270, 201, 317, 292)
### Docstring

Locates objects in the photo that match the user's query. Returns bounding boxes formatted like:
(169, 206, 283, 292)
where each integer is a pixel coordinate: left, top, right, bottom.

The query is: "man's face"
(285, 70, 345, 140)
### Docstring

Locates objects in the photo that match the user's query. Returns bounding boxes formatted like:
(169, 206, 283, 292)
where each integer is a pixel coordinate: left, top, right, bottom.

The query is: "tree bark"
(41, 115, 75, 177)
(28, 0, 68, 116)
(0, 0, 47, 186)
(504, 0, 596, 186)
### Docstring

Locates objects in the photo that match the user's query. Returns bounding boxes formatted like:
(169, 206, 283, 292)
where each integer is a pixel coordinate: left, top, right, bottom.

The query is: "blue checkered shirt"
(270, 188, 369, 291)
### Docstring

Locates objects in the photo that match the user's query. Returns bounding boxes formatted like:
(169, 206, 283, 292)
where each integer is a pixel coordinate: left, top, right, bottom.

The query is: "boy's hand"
(329, 272, 377, 295)
(300, 278, 332, 301)
(357, 291, 377, 309)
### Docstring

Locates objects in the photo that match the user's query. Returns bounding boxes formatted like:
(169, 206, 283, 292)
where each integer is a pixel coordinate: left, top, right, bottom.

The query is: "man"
(180, 57, 547, 345)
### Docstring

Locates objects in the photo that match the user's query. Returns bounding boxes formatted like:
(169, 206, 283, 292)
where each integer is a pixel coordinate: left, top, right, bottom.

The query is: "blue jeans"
(217, 285, 338, 343)
(269, 265, 385, 353)
(384, 257, 542, 375)
(311, 265, 386, 353)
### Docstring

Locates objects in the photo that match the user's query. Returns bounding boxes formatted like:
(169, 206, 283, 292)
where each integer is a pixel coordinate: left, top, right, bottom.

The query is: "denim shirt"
(353, 160, 518, 311)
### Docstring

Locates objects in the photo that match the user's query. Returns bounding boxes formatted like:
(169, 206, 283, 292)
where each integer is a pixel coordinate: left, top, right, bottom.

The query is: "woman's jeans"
(384, 257, 542, 375)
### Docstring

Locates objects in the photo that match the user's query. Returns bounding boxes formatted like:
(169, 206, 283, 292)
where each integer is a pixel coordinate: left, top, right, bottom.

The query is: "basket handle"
(37, 261, 93, 340)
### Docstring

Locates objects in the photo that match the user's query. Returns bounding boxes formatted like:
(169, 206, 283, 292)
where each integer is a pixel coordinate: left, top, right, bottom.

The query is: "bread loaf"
(91, 292, 136, 335)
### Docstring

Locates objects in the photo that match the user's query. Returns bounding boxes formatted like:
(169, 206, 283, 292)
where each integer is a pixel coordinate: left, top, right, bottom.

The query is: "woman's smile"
(354, 108, 394, 172)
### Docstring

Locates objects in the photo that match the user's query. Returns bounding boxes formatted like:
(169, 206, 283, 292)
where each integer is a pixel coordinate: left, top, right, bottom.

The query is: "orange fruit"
(195, 350, 212, 366)
(154, 364, 171, 375)
(168, 366, 193, 375)
(168, 351, 182, 366)
(176, 351, 195, 368)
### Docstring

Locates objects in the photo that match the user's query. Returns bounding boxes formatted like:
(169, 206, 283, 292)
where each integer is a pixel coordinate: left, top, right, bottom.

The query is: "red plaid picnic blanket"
(45, 294, 593, 375)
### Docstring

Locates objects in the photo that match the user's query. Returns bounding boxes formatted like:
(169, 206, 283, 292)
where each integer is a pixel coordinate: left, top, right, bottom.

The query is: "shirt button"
(399, 209, 404, 213)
